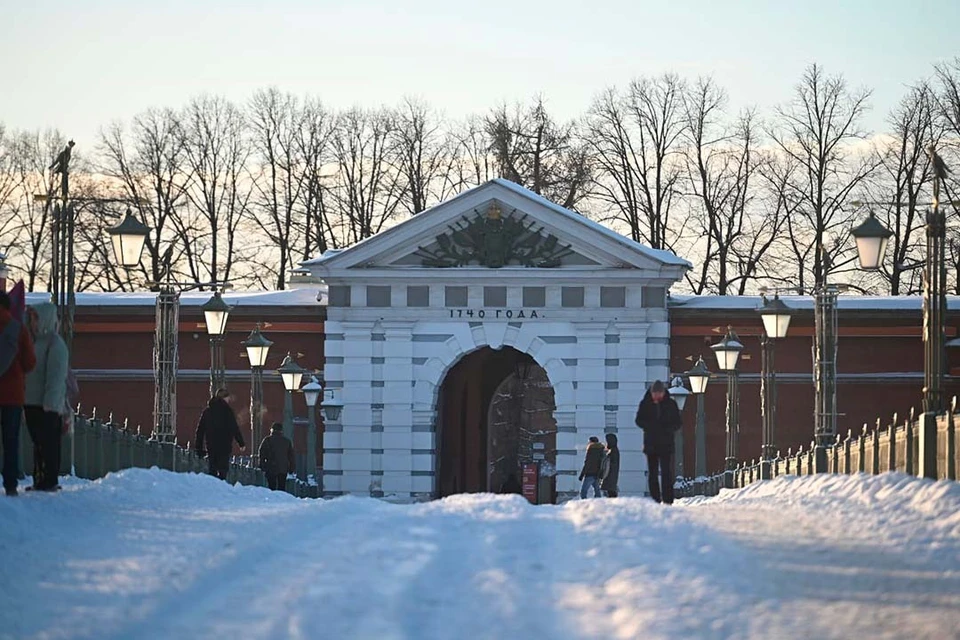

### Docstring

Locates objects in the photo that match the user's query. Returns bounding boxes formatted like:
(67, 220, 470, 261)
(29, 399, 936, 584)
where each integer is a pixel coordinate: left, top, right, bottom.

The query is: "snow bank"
(682, 472, 960, 536)
(1, 469, 958, 640)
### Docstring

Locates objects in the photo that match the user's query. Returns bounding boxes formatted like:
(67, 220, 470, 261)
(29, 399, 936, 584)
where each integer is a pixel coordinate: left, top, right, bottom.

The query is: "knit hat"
(651, 380, 666, 392)
(270, 422, 283, 433)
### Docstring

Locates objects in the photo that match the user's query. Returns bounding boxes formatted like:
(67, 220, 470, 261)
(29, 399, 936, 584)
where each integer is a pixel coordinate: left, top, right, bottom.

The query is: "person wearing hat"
(634, 379, 682, 504)
(258, 422, 295, 491)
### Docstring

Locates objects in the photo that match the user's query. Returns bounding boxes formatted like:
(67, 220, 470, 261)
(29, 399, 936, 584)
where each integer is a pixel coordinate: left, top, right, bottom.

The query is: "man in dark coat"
(258, 422, 295, 491)
(601, 432, 620, 498)
(195, 388, 245, 480)
(578, 436, 606, 499)
(635, 380, 682, 504)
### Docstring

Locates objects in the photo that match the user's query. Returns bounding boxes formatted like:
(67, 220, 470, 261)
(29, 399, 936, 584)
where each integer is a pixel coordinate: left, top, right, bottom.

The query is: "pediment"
(301, 179, 690, 275)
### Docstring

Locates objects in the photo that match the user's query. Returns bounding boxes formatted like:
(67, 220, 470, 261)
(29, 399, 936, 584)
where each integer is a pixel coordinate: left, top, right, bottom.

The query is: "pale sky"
(3, 0, 959, 145)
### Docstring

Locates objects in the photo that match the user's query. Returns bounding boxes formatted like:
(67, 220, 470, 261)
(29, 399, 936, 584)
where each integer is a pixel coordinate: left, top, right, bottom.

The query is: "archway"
(436, 346, 557, 501)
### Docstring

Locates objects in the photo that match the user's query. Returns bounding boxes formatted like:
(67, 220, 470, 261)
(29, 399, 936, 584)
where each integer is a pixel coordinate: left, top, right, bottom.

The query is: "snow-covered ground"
(1, 470, 958, 640)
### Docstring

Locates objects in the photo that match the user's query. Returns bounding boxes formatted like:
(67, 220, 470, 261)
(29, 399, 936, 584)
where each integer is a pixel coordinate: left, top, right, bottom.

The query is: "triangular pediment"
(300, 179, 690, 276)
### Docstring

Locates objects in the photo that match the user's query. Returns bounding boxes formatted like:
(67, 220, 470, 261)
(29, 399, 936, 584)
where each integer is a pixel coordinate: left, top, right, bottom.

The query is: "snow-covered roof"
(24, 288, 323, 308)
(302, 178, 691, 269)
(670, 294, 960, 312)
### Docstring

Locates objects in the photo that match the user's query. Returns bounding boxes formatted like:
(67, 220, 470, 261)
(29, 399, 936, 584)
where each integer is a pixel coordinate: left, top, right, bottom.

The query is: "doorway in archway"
(436, 346, 557, 501)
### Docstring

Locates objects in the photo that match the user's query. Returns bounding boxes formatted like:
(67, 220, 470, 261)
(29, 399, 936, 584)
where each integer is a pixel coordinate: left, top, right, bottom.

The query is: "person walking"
(601, 432, 620, 498)
(24, 302, 69, 492)
(194, 388, 245, 481)
(635, 380, 682, 504)
(578, 435, 606, 499)
(0, 291, 36, 497)
(258, 422, 295, 491)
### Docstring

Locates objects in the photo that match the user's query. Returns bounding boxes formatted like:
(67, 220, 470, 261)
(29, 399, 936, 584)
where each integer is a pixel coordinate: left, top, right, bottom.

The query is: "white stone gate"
(298, 179, 689, 501)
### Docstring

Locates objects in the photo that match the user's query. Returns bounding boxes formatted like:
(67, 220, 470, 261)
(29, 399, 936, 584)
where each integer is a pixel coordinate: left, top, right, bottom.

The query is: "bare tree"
(486, 97, 590, 210)
(99, 107, 190, 288)
(769, 64, 877, 289)
(5, 130, 68, 290)
(330, 107, 403, 245)
(248, 88, 328, 289)
(931, 59, 960, 292)
(294, 97, 337, 263)
(585, 75, 686, 249)
(391, 98, 457, 216)
(866, 83, 940, 294)
(182, 95, 251, 286)
(0, 125, 22, 241)
(682, 78, 774, 294)
(448, 115, 497, 191)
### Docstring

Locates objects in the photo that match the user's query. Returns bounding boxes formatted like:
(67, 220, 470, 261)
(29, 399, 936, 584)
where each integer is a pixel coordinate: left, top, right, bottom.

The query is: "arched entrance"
(436, 347, 557, 501)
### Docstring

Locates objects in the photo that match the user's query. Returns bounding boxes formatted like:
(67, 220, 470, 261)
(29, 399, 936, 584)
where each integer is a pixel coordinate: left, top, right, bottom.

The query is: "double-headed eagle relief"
(415, 202, 574, 268)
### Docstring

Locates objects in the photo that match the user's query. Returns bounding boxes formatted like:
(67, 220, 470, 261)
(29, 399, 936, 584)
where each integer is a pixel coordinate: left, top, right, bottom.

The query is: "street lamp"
(758, 295, 793, 465)
(243, 324, 273, 460)
(850, 212, 893, 271)
(851, 146, 952, 478)
(686, 356, 711, 477)
(277, 352, 306, 440)
(669, 376, 690, 478)
(711, 327, 743, 485)
(302, 376, 322, 482)
(201, 291, 231, 396)
(106, 204, 228, 443)
(321, 390, 344, 423)
(107, 208, 150, 268)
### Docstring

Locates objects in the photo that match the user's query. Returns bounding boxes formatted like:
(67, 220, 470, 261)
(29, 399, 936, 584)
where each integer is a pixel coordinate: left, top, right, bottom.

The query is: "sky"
(2, 0, 959, 147)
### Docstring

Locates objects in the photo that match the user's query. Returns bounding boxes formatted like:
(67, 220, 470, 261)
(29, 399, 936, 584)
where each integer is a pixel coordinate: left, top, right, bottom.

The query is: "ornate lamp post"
(107, 209, 189, 443)
(711, 327, 743, 487)
(669, 377, 690, 478)
(758, 295, 793, 466)
(301, 376, 322, 482)
(108, 207, 230, 444)
(852, 145, 951, 479)
(277, 352, 306, 440)
(321, 389, 344, 422)
(201, 291, 231, 396)
(243, 324, 273, 460)
(686, 356, 711, 477)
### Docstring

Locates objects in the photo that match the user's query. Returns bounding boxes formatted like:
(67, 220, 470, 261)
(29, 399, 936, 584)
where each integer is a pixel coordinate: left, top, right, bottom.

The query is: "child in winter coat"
(578, 436, 606, 499)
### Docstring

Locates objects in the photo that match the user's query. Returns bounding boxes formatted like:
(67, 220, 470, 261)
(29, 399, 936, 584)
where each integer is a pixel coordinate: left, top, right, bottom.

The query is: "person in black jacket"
(258, 422, 295, 491)
(601, 433, 620, 498)
(634, 380, 682, 504)
(578, 436, 606, 499)
(195, 388, 245, 480)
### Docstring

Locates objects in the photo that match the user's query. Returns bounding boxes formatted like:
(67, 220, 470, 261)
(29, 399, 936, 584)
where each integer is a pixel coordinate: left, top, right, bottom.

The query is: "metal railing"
(677, 398, 959, 498)
(8, 409, 321, 498)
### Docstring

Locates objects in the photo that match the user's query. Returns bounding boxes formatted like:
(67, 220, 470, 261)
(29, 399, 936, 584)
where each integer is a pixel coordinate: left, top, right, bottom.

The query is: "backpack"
(600, 452, 611, 480)
(0, 317, 22, 378)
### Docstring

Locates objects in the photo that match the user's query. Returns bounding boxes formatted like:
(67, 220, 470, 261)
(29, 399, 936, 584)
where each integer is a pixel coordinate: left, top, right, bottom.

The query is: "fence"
(7, 410, 321, 498)
(677, 399, 960, 499)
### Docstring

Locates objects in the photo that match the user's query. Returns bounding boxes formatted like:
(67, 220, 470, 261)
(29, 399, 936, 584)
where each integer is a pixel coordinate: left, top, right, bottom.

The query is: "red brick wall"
(71, 310, 325, 461)
(67, 300, 959, 478)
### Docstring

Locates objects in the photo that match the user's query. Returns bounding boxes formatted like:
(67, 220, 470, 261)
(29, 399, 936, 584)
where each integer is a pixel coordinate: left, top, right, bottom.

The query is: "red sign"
(522, 463, 538, 504)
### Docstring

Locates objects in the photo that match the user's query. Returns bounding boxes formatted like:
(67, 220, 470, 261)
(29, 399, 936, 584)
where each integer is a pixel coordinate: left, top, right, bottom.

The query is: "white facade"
(299, 179, 689, 501)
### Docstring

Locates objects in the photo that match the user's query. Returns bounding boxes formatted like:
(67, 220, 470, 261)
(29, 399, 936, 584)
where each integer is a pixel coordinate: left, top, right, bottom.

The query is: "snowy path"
(1, 471, 959, 640)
